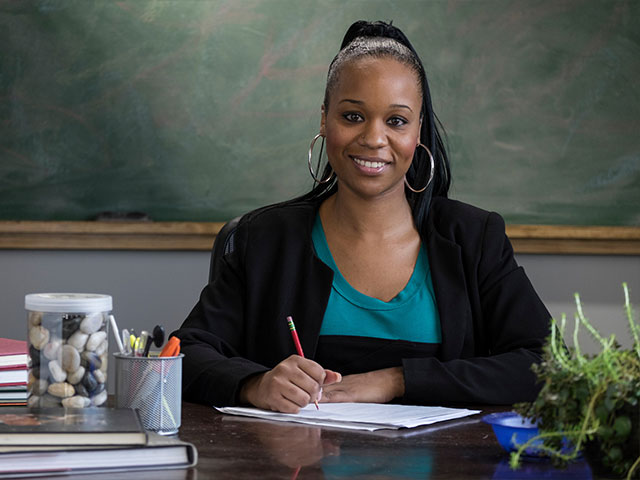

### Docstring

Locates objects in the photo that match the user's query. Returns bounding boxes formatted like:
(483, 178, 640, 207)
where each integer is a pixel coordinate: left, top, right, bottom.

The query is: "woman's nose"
(358, 120, 387, 148)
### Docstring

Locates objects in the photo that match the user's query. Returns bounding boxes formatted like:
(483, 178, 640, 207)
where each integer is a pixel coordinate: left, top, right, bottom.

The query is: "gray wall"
(1, 249, 639, 391)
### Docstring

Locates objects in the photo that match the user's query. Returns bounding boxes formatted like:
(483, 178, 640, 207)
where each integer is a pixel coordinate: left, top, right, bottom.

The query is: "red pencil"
(286, 316, 319, 410)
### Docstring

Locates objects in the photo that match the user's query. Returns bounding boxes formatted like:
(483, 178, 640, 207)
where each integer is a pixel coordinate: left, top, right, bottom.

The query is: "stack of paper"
(0, 338, 28, 406)
(216, 402, 480, 431)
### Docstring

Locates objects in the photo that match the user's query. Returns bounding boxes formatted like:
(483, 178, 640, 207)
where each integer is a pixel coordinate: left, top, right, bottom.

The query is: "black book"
(0, 431, 197, 477)
(0, 407, 146, 446)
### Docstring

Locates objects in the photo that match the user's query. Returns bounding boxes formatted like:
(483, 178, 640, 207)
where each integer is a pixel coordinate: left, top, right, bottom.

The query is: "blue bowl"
(482, 412, 544, 456)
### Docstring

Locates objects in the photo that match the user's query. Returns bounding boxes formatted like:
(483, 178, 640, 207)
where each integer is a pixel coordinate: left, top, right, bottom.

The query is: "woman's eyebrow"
(338, 98, 414, 112)
(338, 98, 363, 106)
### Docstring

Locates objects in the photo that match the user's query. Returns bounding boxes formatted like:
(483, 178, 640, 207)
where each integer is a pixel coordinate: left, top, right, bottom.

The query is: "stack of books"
(0, 338, 28, 406)
(0, 407, 197, 477)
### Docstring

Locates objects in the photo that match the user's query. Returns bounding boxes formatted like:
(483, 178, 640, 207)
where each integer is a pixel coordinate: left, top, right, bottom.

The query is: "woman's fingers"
(320, 367, 404, 404)
(322, 369, 342, 385)
(244, 355, 328, 412)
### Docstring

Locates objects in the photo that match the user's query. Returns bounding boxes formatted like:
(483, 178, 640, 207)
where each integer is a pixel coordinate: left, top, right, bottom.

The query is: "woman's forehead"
(331, 57, 422, 105)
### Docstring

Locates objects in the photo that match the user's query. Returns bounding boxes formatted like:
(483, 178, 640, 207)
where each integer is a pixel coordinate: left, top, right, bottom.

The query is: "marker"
(159, 336, 181, 357)
(286, 316, 319, 410)
(135, 331, 149, 357)
(121, 329, 132, 356)
(129, 329, 137, 350)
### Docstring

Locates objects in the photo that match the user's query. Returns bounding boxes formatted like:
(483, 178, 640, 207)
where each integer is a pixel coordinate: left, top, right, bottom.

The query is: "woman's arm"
(402, 211, 550, 405)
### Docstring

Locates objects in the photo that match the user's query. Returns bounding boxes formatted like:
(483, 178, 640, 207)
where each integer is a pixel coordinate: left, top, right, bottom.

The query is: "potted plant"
(511, 283, 640, 479)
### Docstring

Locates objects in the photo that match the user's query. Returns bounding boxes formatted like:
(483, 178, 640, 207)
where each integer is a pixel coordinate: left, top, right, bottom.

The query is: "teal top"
(312, 215, 441, 343)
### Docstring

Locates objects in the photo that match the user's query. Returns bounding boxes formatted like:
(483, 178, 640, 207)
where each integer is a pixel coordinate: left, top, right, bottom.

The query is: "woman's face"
(321, 57, 422, 200)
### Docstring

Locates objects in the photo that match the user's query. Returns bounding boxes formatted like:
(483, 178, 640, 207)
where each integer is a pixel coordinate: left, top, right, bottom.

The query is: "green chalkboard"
(1, 0, 639, 225)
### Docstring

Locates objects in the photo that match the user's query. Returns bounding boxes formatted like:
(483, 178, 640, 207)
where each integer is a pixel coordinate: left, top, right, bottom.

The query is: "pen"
(286, 316, 319, 410)
(143, 324, 166, 357)
(108, 315, 125, 354)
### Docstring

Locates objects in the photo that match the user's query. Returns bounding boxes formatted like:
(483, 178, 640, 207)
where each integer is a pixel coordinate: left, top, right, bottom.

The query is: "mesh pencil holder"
(114, 353, 183, 435)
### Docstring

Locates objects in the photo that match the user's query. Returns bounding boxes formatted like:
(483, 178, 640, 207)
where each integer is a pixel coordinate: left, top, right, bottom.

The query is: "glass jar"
(25, 293, 112, 408)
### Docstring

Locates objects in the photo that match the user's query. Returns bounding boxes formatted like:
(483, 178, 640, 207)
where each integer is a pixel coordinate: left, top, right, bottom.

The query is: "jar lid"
(25, 293, 113, 313)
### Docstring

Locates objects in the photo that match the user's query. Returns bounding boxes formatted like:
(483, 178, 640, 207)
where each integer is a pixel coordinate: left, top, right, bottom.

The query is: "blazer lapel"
(426, 223, 473, 361)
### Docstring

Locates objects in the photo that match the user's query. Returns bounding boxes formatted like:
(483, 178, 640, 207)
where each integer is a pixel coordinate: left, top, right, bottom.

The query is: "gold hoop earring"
(404, 143, 435, 193)
(308, 133, 334, 184)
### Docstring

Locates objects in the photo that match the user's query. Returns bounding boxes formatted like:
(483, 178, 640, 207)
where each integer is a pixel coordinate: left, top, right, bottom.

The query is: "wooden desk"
(177, 402, 598, 480)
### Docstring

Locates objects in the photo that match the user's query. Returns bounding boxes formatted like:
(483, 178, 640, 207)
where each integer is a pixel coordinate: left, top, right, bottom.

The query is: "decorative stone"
(62, 395, 90, 408)
(82, 370, 98, 393)
(43, 339, 62, 361)
(48, 382, 75, 398)
(93, 369, 106, 384)
(91, 382, 105, 396)
(67, 331, 89, 351)
(40, 393, 63, 407)
(29, 325, 49, 350)
(81, 351, 101, 371)
(99, 353, 108, 374)
(62, 315, 83, 339)
(67, 366, 85, 385)
(28, 311, 42, 328)
(91, 389, 108, 407)
(29, 344, 41, 366)
(61, 345, 81, 372)
(32, 379, 49, 396)
(41, 313, 63, 336)
(80, 313, 103, 334)
(48, 360, 67, 383)
(31, 363, 50, 380)
(27, 395, 41, 408)
(94, 339, 108, 356)
(86, 331, 107, 352)
(75, 383, 89, 397)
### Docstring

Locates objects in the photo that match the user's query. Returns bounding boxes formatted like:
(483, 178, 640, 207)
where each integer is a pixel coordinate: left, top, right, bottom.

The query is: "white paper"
(216, 402, 480, 431)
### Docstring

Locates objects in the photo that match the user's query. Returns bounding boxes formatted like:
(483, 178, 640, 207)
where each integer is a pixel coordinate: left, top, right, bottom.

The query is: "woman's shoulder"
(430, 196, 501, 221)
(428, 197, 507, 240)
(234, 199, 319, 237)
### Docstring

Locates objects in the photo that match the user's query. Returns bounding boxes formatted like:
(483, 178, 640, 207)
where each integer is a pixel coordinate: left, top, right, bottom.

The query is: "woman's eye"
(388, 116, 408, 127)
(343, 113, 363, 122)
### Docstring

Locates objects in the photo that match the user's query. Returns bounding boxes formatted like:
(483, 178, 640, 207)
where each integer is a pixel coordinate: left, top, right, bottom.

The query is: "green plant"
(511, 283, 640, 479)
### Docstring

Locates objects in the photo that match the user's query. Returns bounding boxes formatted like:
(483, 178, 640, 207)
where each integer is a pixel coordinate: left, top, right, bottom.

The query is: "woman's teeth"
(353, 157, 385, 168)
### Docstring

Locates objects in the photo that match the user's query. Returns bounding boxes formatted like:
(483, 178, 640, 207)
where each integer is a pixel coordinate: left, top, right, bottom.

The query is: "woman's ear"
(320, 104, 326, 136)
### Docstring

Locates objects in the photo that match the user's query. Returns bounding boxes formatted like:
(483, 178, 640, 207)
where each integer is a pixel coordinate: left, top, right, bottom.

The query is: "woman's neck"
(320, 186, 416, 241)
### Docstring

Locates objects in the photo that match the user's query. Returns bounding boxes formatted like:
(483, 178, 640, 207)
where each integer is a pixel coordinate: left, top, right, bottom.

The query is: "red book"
(0, 338, 28, 371)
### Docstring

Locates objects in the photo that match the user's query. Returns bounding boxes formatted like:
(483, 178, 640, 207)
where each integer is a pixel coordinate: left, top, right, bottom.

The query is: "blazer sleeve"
(172, 223, 269, 407)
(403, 212, 551, 405)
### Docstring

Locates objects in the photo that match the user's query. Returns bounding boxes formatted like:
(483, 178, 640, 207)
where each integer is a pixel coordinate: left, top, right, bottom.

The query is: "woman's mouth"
(351, 156, 389, 173)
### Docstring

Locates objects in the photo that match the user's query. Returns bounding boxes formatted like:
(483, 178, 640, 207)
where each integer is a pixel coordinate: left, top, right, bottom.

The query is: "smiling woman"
(173, 20, 552, 414)
(320, 57, 422, 202)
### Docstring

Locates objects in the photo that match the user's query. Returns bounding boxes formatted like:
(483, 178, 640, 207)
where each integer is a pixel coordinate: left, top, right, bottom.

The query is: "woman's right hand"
(239, 355, 341, 413)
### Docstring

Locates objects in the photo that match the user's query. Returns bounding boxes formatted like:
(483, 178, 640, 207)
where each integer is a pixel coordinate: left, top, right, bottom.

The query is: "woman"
(174, 21, 550, 413)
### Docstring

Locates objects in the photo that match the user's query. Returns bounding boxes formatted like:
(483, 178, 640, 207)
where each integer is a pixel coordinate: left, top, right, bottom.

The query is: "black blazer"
(174, 197, 550, 406)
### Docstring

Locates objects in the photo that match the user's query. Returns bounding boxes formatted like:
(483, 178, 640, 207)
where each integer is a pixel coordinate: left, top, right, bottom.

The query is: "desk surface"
(177, 402, 600, 480)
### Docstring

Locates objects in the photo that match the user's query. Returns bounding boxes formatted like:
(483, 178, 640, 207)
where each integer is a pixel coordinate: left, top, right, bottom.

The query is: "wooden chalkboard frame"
(0, 221, 638, 255)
